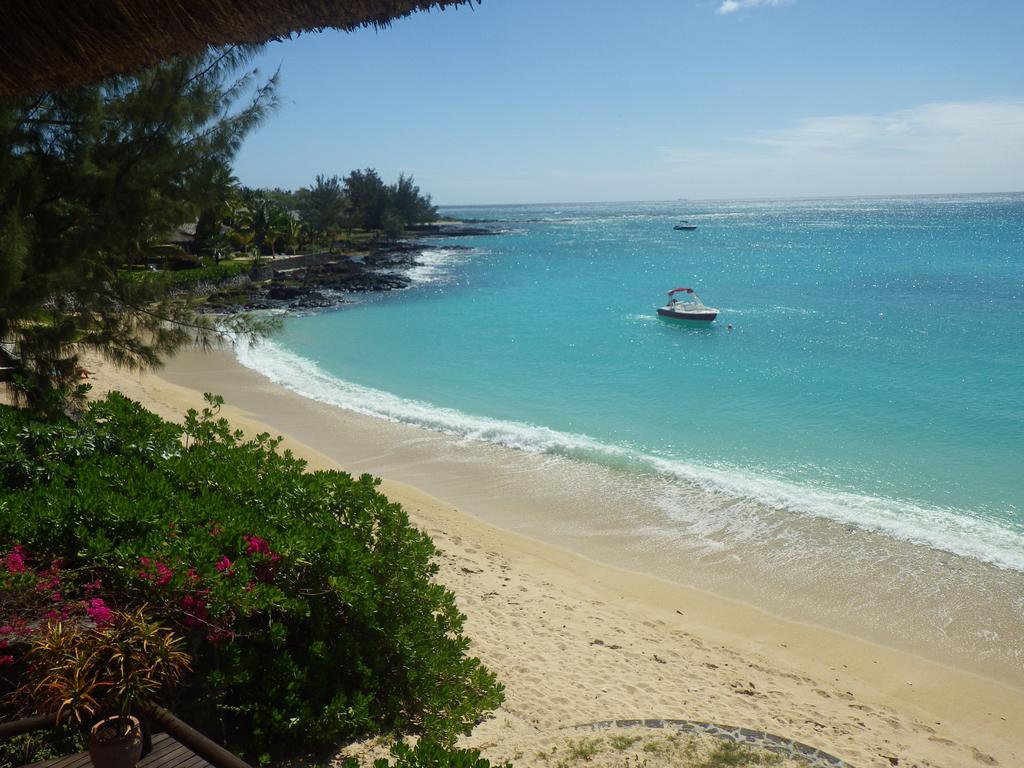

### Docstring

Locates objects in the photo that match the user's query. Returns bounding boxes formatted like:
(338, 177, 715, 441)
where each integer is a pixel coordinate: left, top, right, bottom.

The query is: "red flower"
(243, 534, 271, 556)
(205, 627, 235, 646)
(138, 557, 173, 585)
(181, 593, 210, 627)
(4, 550, 27, 574)
(154, 562, 173, 586)
(86, 598, 114, 626)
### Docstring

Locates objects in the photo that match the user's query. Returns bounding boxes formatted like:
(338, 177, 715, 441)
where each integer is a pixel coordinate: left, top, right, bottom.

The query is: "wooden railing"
(0, 704, 254, 768)
(135, 703, 253, 768)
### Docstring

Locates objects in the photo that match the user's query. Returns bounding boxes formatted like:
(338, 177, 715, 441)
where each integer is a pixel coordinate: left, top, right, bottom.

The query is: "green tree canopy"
(390, 172, 438, 226)
(343, 167, 390, 231)
(296, 173, 345, 246)
(341, 169, 437, 233)
(0, 46, 279, 410)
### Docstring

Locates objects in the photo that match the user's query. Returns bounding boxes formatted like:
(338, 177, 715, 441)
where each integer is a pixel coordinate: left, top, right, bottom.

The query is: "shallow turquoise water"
(242, 194, 1024, 571)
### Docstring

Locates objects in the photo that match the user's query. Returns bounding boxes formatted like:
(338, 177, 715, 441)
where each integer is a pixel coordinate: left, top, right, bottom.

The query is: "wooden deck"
(27, 733, 213, 768)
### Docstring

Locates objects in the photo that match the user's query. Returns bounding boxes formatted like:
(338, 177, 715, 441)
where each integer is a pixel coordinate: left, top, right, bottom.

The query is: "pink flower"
(0, 655, 14, 666)
(154, 562, 173, 586)
(205, 627, 235, 646)
(181, 592, 210, 627)
(86, 598, 114, 626)
(138, 558, 173, 585)
(187, 568, 199, 582)
(4, 550, 27, 574)
(243, 534, 271, 556)
(215, 556, 233, 575)
(83, 579, 102, 594)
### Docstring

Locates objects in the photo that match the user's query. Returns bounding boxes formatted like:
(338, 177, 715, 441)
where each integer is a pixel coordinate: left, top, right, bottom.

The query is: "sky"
(232, 0, 1024, 205)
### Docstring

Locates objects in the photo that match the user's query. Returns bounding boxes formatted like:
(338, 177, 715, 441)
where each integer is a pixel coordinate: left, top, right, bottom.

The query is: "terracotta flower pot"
(88, 715, 143, 768)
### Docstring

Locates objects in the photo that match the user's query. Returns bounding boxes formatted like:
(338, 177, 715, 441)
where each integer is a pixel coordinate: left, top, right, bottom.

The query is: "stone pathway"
(567, 719, 854, 768)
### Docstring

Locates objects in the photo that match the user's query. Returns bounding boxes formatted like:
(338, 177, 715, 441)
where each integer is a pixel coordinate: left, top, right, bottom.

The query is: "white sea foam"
(235, 339, 1024, 573)
(404, 247, 483, 286)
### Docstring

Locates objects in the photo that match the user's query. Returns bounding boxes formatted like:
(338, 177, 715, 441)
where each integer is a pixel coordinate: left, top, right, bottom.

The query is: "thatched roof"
(0, 1, 475, 99)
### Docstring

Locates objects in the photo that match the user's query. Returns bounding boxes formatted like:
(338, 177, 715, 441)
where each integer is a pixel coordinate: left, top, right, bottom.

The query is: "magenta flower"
(181, 592, 210, 627)
(215, 556, 233, 575)
(86, 598, 114, 626)
(4, 550, 27, 574)
(0, 655, 14, 666)
(154, 562, 173, 586)
(243, 534, 271, 556)
(206, 627, 235, 646)
(138, 557, 173, 585)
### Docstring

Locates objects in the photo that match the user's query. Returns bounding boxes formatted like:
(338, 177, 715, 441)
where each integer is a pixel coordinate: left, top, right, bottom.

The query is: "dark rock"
(200, 237, 486, 313)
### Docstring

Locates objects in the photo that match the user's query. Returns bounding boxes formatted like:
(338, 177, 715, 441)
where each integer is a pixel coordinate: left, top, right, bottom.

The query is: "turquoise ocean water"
(239, 194, 1024, 574)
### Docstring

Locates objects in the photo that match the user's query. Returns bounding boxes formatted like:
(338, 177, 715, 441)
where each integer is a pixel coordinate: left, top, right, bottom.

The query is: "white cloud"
(716, 0, 793, 16)
(743, 100, 1024, 155)
(657, 100, 1024, 198)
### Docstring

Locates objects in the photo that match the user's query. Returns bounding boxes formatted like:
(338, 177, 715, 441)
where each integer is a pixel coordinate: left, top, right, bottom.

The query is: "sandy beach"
(76, 347, 1024, 768)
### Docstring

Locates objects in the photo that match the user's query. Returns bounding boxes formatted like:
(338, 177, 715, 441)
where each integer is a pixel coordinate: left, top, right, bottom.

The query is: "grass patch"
(610, 735, 642, 751)
(567, 738, 603, 762)
(698, 741, 783, 767)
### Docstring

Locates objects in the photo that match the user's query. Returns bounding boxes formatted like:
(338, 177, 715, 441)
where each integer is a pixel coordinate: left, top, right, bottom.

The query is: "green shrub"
(357, 739, 512, 768)
(0, 394, 503, 761)
(124, 260, 252, 291)
(0, 728, 84, 768)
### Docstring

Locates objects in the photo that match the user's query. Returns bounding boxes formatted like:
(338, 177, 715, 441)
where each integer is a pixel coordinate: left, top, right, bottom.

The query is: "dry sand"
(75, 350, 1024, 768)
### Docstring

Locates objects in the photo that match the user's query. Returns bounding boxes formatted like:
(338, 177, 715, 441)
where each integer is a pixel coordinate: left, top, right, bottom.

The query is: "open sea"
(240, 194, 1023, 571)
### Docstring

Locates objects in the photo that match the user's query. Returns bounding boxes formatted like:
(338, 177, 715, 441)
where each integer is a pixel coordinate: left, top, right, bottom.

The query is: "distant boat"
(673, 221, 697, 231)
(657, 288, 718, 322)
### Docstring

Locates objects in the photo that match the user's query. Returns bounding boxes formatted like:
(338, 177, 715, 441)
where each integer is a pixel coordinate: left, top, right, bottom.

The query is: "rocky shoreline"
(204, 224, 502, 313)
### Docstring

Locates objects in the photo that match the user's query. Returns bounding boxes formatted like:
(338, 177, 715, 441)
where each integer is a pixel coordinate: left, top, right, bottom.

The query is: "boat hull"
(673, 225, 697, 230)
(657, 307, 718, 322)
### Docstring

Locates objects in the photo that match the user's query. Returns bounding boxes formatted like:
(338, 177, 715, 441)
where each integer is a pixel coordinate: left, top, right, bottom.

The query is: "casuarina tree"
(0, 46, 279, 412)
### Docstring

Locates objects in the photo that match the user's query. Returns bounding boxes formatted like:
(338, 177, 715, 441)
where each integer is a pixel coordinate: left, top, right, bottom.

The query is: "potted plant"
(14, 607, 190, 768)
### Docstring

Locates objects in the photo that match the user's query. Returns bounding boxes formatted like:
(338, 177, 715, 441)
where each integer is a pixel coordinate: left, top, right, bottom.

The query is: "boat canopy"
(668, 287, 694, 296)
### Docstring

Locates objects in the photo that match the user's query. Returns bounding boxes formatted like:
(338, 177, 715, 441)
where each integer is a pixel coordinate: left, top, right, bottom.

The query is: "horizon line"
(435, 189, 1024, 209)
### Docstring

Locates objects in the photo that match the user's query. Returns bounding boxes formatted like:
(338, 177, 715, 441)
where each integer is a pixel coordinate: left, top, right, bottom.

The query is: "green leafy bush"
(341, 739, 511, 768)
(0, 394, 503, 761)
(125, 259, 253, 291)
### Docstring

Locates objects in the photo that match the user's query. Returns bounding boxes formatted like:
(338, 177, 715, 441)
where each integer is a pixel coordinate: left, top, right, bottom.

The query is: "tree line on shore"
(195, 168, 438, 261)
